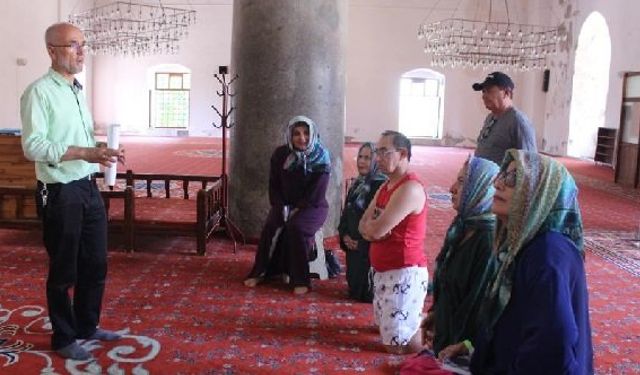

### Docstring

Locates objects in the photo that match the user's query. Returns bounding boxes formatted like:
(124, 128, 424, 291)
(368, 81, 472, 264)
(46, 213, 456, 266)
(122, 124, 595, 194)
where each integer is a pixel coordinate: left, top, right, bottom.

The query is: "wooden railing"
(0, 186, 39, 229)
(95, 170, 223, 255)
(0, 170, 223, 256)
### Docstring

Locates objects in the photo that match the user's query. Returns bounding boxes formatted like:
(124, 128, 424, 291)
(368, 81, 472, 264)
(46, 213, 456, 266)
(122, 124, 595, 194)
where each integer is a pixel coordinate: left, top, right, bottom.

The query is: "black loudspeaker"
(218, 65, 228, 74)
(543, 69, 550, 92)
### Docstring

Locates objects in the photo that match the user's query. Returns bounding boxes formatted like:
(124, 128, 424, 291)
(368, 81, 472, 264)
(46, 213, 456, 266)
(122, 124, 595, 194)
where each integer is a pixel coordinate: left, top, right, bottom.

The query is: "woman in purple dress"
(244, 116, 331, 295)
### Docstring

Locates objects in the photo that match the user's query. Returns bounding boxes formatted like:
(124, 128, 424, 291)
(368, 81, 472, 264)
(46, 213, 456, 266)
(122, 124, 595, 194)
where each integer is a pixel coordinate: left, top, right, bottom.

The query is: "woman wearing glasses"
(436, 150, 593, 374)
(244, 116, 331, 295)
(338, 142, 387, 302)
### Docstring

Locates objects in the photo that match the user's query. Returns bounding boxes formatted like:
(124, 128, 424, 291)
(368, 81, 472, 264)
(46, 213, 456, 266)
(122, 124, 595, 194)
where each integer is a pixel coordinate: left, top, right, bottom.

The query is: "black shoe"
(88, 328, 121, 341)
(56, 342, 91, 360)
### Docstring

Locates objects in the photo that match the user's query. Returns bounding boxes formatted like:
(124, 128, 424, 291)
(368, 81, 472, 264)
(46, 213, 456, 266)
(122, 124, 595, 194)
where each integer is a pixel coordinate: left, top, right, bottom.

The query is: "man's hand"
(343, 234, 358, 250)
(61, 145, 125, 167)
(85, 146, 125, 167)
(359, 181, 425, 242)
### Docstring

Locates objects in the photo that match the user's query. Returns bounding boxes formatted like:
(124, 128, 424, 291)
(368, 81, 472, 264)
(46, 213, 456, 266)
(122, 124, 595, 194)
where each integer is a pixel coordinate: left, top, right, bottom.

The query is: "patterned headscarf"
(346, 142, 388, 212)
(282, 115, 331, 174)
(435, 156, 499, 273)
(479, 149, 584, 333)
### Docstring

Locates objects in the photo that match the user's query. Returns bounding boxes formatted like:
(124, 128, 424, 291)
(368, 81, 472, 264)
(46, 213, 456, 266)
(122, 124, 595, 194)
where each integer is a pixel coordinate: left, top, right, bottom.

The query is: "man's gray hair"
(44, 22, 77, 45)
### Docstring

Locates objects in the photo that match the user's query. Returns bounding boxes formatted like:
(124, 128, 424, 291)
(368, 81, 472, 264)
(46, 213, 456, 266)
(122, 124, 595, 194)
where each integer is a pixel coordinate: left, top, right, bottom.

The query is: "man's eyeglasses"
(374, 148, 397, 158)
(494, 169, 517, 188)
(478, 117, 497, 141)
(48, 41, 88, 52)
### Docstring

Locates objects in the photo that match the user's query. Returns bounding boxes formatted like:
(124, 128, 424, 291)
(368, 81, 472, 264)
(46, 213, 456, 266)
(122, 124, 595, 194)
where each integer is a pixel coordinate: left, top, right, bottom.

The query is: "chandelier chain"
(420, 0, 444, 26)
(504, 0, 511, 26)
(451, 0, 464, 19)
(489, 0, 492, 23)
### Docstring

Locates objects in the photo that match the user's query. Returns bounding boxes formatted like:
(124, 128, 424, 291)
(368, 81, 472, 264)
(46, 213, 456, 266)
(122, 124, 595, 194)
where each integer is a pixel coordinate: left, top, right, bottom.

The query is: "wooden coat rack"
(212, 66, 245, 252)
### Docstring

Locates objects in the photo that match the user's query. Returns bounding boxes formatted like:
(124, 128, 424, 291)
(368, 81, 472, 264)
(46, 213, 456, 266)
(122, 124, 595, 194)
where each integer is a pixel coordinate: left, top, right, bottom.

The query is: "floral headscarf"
(435, 156, 499, 279)
(479, 149, 584, 333)
(346, 142, 388, 212)
(282, 115, 331, 174)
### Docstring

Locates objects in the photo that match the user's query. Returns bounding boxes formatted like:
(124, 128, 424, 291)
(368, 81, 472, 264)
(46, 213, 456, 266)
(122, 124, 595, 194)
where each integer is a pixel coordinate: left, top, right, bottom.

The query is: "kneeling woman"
(424, 156, 499, 355)
(469, 150, 593, 374)
(244, 116, 331, 295)
(338, 142, 387, 302)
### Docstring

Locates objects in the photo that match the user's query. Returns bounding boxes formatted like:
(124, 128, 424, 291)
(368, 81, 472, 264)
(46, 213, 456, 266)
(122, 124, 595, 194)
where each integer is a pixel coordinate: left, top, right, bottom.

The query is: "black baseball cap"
(472, 72, 515, 91)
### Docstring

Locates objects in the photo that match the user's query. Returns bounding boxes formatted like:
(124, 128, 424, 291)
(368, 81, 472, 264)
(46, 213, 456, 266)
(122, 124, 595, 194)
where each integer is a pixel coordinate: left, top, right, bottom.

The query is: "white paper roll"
(105, 124, 121, 186)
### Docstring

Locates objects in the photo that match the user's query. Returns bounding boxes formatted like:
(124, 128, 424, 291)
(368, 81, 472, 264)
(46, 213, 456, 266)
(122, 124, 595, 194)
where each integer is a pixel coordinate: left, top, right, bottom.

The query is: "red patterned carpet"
(1, 137, 639, 374)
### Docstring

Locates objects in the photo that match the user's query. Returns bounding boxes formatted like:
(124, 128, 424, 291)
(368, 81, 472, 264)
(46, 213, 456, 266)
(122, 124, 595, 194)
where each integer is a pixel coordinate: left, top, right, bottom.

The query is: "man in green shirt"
(20, 22, 124, 361)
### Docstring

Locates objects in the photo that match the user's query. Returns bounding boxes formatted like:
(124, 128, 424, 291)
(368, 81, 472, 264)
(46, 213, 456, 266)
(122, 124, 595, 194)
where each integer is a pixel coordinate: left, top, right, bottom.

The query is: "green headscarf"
(431, 156, 499, 353)
(480, 149, 584, 333)
(435, 156, 499, 273)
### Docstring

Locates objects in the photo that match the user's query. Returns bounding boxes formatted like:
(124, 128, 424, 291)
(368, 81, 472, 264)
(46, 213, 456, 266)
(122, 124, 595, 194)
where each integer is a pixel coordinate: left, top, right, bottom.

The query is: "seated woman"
(441, 150, 593, 374)
(338, 142, 387, 302)
(423, 156, 499, 355)
(244, 116, 331, 295)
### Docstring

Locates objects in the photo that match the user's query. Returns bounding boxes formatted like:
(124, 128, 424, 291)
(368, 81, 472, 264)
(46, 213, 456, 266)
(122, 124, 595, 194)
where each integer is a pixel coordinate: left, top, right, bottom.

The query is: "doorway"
(568, 12, 611, 159)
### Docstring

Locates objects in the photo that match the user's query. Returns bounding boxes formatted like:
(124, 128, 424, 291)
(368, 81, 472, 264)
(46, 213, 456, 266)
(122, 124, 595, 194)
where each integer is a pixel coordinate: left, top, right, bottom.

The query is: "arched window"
(398, 69, 445, 138)
(148, 64, 191, 129)
(568, 12, 611, 159)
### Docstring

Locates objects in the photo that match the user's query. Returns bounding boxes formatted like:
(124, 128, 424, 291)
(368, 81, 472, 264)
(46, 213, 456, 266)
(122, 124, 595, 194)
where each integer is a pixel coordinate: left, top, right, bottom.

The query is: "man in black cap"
(472, 71, 536, 164)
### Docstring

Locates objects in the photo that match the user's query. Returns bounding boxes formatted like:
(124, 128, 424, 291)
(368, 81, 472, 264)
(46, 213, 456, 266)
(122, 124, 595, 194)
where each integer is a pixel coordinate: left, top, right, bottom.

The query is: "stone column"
(229, 0, 347, 240)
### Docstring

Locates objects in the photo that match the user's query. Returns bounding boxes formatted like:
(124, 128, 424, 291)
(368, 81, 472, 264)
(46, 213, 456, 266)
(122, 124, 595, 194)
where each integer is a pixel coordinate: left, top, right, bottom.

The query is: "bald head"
(45, 22, 81, 46)
(44, 22, 86, 81)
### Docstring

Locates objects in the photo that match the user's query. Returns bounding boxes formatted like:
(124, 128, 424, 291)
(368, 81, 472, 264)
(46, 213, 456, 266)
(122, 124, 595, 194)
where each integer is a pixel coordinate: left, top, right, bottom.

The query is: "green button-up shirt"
(20, 68, 98, 184)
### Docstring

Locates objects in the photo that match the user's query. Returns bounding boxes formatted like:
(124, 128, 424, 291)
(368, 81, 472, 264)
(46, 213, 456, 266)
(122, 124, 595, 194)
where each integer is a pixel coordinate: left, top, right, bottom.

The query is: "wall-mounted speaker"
(543, 69, 550, 92)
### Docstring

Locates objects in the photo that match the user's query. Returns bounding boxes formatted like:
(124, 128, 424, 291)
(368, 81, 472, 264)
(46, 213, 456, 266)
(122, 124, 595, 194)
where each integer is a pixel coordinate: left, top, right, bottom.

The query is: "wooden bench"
(0, 184, 135, 241)
(0, 135, 39, 229)
(100, 187, 136, 252)
(97, 170, 223, 255)
(0, 136, 223, 254)
(0, 186, 39, 229)
(0, 171, 223, 256)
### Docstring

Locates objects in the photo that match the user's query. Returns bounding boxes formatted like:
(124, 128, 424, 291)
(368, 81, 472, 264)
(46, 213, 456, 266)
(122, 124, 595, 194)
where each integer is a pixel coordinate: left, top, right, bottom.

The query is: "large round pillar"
(229, 0, 347, 240)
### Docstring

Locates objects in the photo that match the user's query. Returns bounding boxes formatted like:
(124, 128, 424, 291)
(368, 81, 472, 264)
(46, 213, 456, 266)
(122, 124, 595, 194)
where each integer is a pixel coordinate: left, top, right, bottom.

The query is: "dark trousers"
(345, 242, 374, 303)
(248, 206, 327, 288)
(36, 177, 108, 350)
